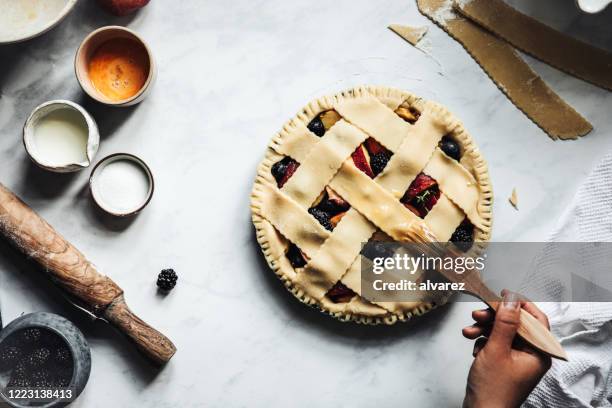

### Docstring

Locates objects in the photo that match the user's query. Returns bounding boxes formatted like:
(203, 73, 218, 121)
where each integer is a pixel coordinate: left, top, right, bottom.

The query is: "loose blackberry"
(157, 269, 178, 291)
(370, 152, 391, 176)
(0, 345, 22, 368)
(308, 207, 333, 231)
(307, 116, 325, 137)
(26, 348, 51, 368)
(450, 222, 474, 252)
(20, 328, 42, 344)
(286, 244, 306, 268)
(439, 136, 461, 161)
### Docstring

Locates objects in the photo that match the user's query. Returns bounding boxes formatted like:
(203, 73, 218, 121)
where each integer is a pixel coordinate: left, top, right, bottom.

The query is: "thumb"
(487, 292, 521, 356)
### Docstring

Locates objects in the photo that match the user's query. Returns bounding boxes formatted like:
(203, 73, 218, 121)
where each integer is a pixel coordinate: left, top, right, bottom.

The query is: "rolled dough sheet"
(389, 24, 428, 46)
(455, 0, 612, 92)
(416, 0, 592, 140)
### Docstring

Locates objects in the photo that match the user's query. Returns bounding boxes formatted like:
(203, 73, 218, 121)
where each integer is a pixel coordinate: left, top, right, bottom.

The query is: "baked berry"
(157, 269, 178, 291)
(326, 282, 356, 303)
(26, 348, 51, 368)
(440, 135, 461, 161)
(20, 328, 42, 344)
(307, 116, 326, 137)
(271, 157, 289, 184)
(0, 345, 22, 368)
(362, 240, 397, 261)
(316, 188, 350, 216)
(371, 152, 391, 176)
(308, 207, 333, 231)
(271, 157, 299, 188)
(286, 243, 307, 268)
(451, 221, 474, 252)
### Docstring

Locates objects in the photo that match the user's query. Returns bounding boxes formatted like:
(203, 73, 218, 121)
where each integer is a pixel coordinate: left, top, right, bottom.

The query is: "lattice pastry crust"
(251, 86, 493, 324)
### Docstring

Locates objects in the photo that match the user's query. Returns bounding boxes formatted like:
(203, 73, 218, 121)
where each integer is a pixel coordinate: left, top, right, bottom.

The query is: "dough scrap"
(388, 24, 429, 46)
(416, 0, 593, 140)
(509, 188, 518, 210)
(455, 0, 612, 92)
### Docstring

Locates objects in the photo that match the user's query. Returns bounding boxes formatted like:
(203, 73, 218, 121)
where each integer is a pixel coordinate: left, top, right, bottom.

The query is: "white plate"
(576, 0, 612, 13)
(0, 0, 78, 44)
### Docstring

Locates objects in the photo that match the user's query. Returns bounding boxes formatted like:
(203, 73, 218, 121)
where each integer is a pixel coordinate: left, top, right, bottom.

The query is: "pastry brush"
(401, 221, 567, 361)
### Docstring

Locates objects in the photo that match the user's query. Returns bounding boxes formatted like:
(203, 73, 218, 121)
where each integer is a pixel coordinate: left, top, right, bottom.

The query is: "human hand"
(461, 290, 552, 408)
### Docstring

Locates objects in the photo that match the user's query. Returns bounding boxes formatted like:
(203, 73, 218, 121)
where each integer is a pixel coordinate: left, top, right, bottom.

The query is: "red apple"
(278, 160, 299, 188)
(404, 173, 437, 201)
(97, 0, 151, 16)
(351, 144, 374, 178)
(364, 137, 387, 156)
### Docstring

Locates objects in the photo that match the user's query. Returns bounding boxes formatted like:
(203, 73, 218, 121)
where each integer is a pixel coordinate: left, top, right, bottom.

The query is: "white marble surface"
(0, 0, 611, 406)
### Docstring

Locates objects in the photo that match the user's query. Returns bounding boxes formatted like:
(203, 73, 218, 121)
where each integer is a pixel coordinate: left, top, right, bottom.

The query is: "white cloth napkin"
(524, 153, 612, 407)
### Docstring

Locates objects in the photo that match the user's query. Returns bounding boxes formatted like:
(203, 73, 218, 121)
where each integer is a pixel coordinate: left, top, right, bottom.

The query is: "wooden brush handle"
(405, 222, 567, 360)
(0, 183, 176, 365)
(458, 261, 567, 360)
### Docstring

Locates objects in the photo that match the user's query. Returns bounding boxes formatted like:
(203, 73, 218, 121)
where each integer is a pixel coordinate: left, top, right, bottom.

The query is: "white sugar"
(93, 159, 151, 214)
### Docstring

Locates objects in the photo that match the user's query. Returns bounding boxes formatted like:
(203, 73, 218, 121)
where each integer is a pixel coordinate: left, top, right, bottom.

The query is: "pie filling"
(270, 103, 475, 304)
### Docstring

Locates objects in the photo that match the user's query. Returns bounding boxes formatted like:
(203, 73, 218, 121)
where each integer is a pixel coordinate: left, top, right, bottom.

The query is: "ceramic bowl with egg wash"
(75, 26, 157, 107)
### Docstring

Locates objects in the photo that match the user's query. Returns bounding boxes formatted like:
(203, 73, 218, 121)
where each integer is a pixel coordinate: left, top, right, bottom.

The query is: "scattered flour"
(426, 0, 474, 24)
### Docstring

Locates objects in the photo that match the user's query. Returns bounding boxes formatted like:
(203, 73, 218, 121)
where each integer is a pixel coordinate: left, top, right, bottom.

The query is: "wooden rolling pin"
(403, 222, 567, 361)
(0, 183, 176, 365)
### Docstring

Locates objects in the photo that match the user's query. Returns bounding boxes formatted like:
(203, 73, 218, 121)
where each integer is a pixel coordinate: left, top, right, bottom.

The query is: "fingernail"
(502, 292, 519, 310)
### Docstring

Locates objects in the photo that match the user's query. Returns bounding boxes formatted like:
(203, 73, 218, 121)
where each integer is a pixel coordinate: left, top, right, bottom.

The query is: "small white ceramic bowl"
(0, 0, 78, 44)
(23, 100, 99, 173)
(75, 26, 157, 107)
(89, 153, 155, 217)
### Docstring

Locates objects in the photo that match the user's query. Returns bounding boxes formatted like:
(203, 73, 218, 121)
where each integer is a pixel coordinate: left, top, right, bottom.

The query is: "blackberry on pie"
(252, 86, 492, 324)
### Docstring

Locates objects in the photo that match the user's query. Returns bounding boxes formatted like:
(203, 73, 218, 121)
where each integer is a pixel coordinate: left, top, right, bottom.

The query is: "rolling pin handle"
(104, 296, 177, 366)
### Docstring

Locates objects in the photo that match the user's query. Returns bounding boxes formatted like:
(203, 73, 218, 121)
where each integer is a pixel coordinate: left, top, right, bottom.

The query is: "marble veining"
(0, 0, 611, 406)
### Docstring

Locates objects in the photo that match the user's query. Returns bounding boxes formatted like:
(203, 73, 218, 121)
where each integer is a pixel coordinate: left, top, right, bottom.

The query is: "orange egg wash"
(88, 38, 150, 102)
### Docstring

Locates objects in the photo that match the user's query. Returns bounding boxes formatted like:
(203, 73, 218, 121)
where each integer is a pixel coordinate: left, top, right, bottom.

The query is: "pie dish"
(251, 86, 492, 324)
